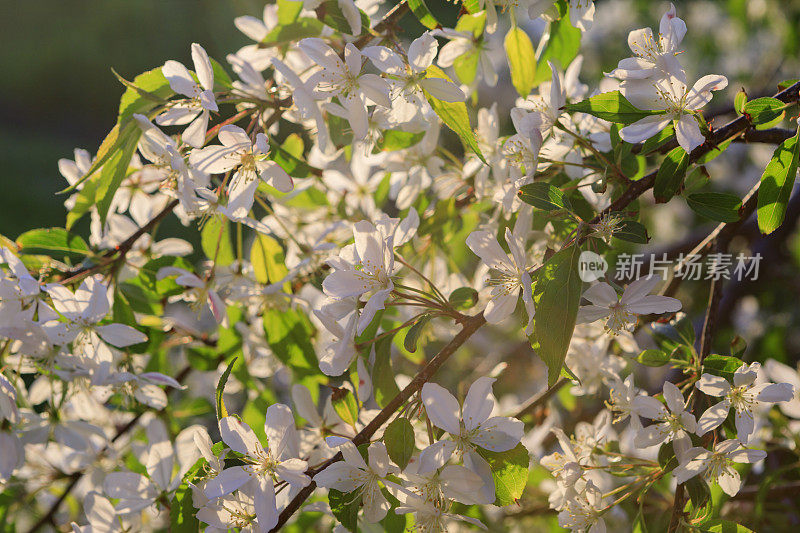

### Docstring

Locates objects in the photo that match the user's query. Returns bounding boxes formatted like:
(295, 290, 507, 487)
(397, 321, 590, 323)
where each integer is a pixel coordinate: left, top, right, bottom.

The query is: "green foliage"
(169, 458, 204, 532)
(331, 387, 359, 427)
(532, 245, 582, 386)
(251, 233, 288, 285)
(518, 182, 572, 211)
(534, 5, 580, 84)
(328, 489, 361, 532)
(654, 146, 690, 202)
(201, 216, 236, 266)
(565, 91, 659, 124)
(448, 287, 479, 309)
(475, 443, 530, 506)
(703, 354, 746, 380)
(216, 356, 237, 419)
(403, 315, 431, 353)
(408, 0, 440, 29)
(505, 27, 536, 97)
(375, 130, 425, 152)
(422, 65, 486, 163)
(613, 220, 649, 243)
(16, 227, 90, 262)
(757, 127, 799, 234)
(372, 335, 401, 408)
(742, 97, 787, 126)
(263, 307, 322, 387)
(687, 192, 743, 222)
(636, 349, 670, 367)
(261, 18, 324, 46)
(384, 418, 416, 470)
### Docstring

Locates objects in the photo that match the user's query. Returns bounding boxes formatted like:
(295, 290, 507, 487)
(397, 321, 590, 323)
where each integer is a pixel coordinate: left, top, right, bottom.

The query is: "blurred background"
(1, 0, 800, 363)
(0, 0, 267, 238)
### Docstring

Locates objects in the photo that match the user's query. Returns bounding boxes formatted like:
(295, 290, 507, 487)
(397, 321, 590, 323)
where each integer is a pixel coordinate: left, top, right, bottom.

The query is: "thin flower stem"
(395, 254, 447, 303)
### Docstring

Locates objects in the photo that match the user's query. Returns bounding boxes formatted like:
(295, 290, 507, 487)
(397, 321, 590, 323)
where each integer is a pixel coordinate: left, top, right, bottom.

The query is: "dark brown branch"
(595, 81, 800, 225)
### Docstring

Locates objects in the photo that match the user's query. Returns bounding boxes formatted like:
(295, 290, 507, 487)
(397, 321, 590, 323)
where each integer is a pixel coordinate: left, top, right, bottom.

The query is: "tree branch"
(594, 81, 800, 225)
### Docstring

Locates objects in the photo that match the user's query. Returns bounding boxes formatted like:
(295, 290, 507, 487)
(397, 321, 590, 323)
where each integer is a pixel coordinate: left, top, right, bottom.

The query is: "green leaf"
(686, 477, 711, 509)
(216, 357, 237, 420)
(687, 192, 743, 222)
(614, 220, 649, 244)
(201, 216, 236, 266)
(532, 245, 582, 386)
(372, 336, 400, 408)
(403, 315, 431, 353)
(94, 130, 139, 225)
(505, 27, 537, 97)
(263, 308, 321, 380)
(251, 233, 288, 285)
(703, 354, 745, 381)
(565, 91, 659, 125)
(534, 7, 581, 84)
(742, 97, 787, 126)
(331, 387, 359, 428)
(636, 349, 670, 367)
(261, 18, 324, 46)
(730, 335, 747, 357)
(475, 443, 530, 506)
(318, 0, 369, 34)
(375, 130, 425, 152)
(518, 182, 571, 211)
(448, 287, 479, 310)
(654, 146, 690, 202)
(454, 12, 486, 37)
(270, 133, 313, 178)
(638, 123, 675, 155)
(277, 0, 304, 24)
(734, 89, 748, 115)
(328, 489, 361, 532)
(463, 0, 481, 13)
(453, 50, 479, 85)
(16, 228, 90, 262)
(408, 0, 440, 29)
(169, 458, 205, 532)
(422, 65, 486, 163)
(116, 67, 172, 123)
(757, 128, 800, 234)
(384, 418, 416, 470)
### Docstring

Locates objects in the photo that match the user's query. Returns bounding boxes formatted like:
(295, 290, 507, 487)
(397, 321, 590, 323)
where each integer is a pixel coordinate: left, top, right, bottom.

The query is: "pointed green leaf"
(216, 357, 237, 420)
(687, 192, 742, 222)
(534, 8, 581, 84)
(518, 182, 571, 211)
(422, 65, 486, 163)
(384, 418, 416, 470)
(564, 91, 660, 125)
(408, 0, 439, 29)
(654, 146, 689, 202)
(505, 27, 537, 97)
(201, 217, 236, 266)
(475, 443, 530, 506)
(532, 245, 582, 386)
(757, 128, 799, 234)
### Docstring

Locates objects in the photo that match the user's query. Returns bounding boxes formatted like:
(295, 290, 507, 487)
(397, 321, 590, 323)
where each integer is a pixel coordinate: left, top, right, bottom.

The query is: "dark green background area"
(0, 0, 266, 238)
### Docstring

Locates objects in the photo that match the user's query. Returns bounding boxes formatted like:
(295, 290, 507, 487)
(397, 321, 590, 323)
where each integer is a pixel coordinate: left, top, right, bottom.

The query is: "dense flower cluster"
(1, 1, 799, 532)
